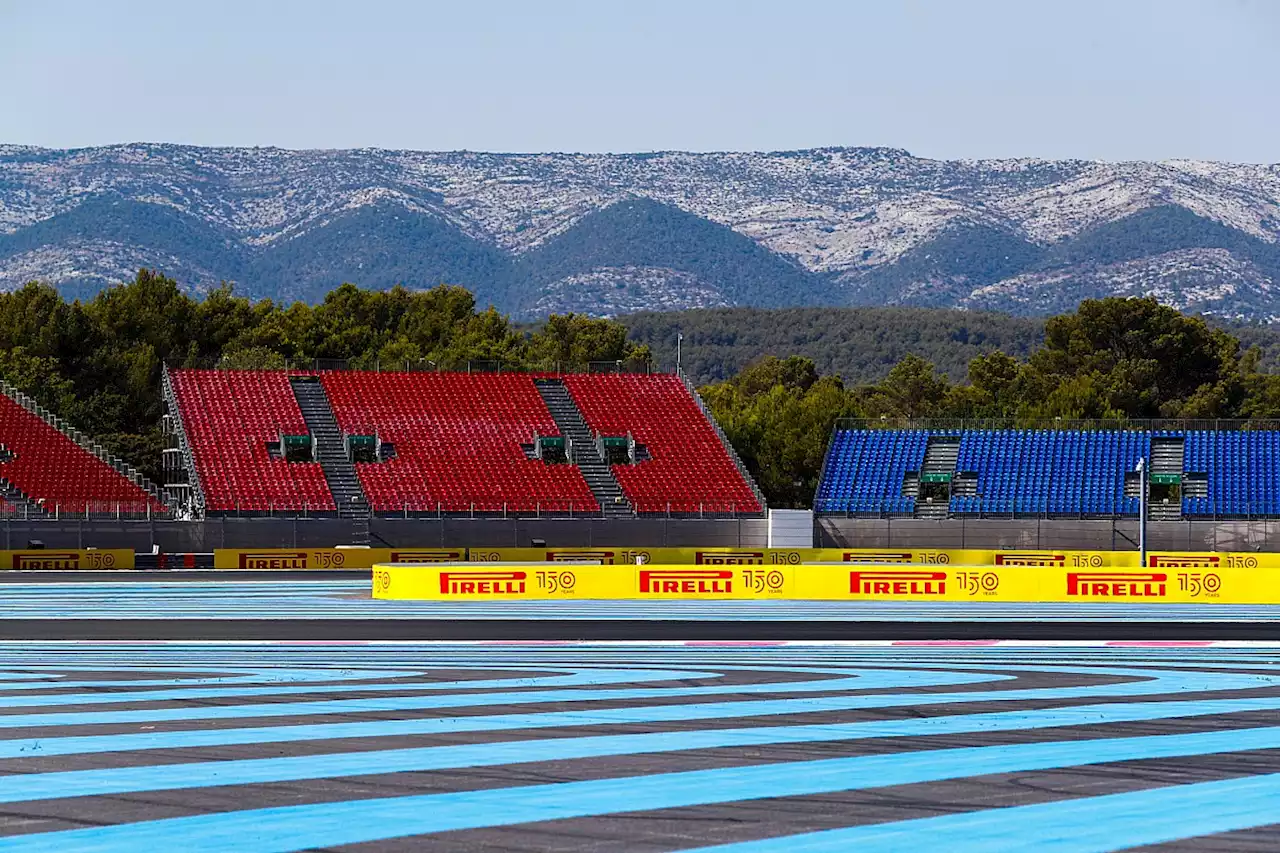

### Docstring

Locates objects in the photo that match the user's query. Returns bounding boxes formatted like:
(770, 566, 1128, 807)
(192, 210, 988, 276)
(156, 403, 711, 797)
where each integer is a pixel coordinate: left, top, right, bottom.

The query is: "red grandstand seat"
(0, 392, 164, 515)
(168, 370, 335, 513)
(320, 372, 598, 514)
(563, 374, 761, 514)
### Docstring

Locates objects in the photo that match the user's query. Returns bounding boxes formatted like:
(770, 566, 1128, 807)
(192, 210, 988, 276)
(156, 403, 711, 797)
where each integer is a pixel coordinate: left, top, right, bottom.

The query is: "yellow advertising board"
(0, 549, 134, 570)
(214, 547, 467, 570)
(464, 547, 801, 565)
(216, 544, 1280, 576)
(814, 548, 1143, 568)
(463, 547, 1146, 567)
(373, 559, 1280, 604)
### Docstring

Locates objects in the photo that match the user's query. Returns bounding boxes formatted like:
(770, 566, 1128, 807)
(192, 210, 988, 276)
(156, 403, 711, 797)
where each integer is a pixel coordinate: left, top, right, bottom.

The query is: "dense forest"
(5, 270, 1280, 509)
(624, 305, 1280, 386)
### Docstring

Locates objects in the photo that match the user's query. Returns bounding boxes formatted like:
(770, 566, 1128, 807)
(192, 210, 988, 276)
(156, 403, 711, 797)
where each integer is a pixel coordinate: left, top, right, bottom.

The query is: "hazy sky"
(2, 0, 1276, 162)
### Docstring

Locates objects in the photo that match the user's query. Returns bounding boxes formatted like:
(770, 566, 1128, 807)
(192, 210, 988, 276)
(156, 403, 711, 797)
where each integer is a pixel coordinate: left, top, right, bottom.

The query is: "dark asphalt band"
(0, 571, 371, 583)
(2, 619, 1280, 640)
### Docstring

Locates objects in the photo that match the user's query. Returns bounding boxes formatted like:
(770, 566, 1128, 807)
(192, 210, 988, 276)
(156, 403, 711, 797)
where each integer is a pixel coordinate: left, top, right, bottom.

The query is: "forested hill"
(622, 307, 1045, 385)
(624, 306, 1280, 387)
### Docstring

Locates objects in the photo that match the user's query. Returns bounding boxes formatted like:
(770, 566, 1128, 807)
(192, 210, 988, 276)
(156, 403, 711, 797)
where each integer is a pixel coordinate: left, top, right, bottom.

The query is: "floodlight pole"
(1137, 457, 1147, 567)
(676, 332, 683, 374)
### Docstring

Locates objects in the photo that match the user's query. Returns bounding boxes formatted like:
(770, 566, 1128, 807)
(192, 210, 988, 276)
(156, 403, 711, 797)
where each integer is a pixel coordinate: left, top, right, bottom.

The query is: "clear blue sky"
(2, 0, 1276, 162)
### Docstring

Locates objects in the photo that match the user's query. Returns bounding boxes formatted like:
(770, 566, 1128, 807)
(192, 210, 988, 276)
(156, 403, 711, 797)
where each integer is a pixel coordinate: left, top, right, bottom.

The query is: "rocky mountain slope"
(1, 143, 1278, 319)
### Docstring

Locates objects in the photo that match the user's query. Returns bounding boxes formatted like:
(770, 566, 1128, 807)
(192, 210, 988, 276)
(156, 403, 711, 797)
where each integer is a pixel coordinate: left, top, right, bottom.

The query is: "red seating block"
(321, 372, 598, 514)
(169, 370, 335, 512)
(0, 392, 164, 515)
(563, 375, 761, 514)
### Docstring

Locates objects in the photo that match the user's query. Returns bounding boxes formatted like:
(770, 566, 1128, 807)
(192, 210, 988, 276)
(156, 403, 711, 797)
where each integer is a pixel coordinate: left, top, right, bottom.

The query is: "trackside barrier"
(213, 548, 466, 570)
(217, 546, 1280, 571)
(372, 561, 1280, 604)
(0, 549, 135, 570)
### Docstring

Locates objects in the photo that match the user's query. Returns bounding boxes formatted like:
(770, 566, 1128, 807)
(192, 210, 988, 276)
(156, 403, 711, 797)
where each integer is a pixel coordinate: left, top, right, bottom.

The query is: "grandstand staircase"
(289, 377, 371, 533)
(0, 379, 168, 513)
(534, 379, 633, 518)
(913, 436, 960, 520)
(1149, 437, 1186, 521)
(0, 462, 46, 518)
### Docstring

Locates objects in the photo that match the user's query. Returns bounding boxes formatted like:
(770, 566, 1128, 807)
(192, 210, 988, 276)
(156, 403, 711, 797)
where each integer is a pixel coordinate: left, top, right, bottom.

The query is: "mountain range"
(2, 143, 1279, 320)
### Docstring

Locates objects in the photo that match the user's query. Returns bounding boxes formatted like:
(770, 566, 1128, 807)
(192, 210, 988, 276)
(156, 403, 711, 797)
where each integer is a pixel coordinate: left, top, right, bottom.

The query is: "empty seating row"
(816, 427, 1280, 519)
(169, 370, 335, 513)
(815, 430, 927, 515)
(0, 391, 163, 515)
(170, 370, 763, 517)
(1184, 431, 1280, 516)
(563, 374, 762, 514)
(952, 430, 1146, 516)
(322, 372, 598, 514)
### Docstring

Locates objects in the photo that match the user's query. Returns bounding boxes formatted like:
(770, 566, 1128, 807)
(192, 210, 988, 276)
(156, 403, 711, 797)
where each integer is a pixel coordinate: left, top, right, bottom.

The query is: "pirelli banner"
(374, 556, 1280, 603)
(214, 548, 467, 570)
(464, 547, 799, 565)
(0, 549, 135, 570)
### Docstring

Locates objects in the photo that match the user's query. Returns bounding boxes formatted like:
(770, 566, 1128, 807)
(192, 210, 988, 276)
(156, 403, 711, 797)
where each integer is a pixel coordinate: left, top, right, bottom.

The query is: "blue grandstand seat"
(817, 427, 1280, 519)
(1182, 430, 1280, 517)
(944, 430, 1146, 517)
(815, 429, 928, 514)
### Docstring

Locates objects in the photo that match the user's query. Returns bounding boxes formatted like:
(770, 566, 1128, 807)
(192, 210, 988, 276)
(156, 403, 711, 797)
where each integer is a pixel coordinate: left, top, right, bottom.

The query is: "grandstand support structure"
(534, 379, 633, 518)
(0, 465, 46, 518)
(161, 366, 205, 517)
(677, 369, 768, 513)
(0, 378, 169, 513)
(288, 376, 371, 528)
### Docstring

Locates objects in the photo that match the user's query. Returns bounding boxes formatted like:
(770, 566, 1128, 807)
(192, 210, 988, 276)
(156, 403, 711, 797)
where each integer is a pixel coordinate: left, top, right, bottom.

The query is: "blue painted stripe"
(0, 667, 726, 708)
(8, 697, 1280, 805)
(4, 726, 1280, 851)
(0, 668, 426, 692)
(0, 668, 1016, 729)
(689, 773, 1280, 852)
(0, 664, 1259, 731)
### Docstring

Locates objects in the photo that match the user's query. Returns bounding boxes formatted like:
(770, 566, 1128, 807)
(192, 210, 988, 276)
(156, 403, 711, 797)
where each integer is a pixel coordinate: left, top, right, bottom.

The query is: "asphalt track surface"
(3, 579, 1280, 850)
(2, 641, 1280, 850)
(2, 579, 1280, 639)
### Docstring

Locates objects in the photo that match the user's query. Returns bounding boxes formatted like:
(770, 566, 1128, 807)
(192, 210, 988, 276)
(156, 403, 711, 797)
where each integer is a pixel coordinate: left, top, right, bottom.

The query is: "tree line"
(702, 298, 1280, 507)
(3, 271, 1279, 509)
(0, 271, 647, 485)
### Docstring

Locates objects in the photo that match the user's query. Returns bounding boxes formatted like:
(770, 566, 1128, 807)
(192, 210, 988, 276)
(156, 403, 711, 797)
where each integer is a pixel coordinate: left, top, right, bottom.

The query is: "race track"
(2, 580, 1280, 639)
(1, 641, 1280, 850)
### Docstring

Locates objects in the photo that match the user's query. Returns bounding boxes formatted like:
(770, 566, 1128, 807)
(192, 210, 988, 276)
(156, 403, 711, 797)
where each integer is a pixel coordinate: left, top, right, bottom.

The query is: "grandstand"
(816, 424, 1280, 521)
(163, 368, 764, 518)
(0, 381, 166, 518)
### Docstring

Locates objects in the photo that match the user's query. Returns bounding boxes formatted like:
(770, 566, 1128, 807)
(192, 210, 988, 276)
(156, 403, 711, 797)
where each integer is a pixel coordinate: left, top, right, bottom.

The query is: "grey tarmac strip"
(2, 713, 1279, 838)
(379, 755, 1280, 853)
(5, 618, 1280, 640)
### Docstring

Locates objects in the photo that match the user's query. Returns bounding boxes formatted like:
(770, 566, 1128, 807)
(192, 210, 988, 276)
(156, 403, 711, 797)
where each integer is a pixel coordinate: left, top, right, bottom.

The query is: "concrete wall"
(816, 517, 1280, 552)
(0, 517, 770, 552)
(12, 515, 1280, 554)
